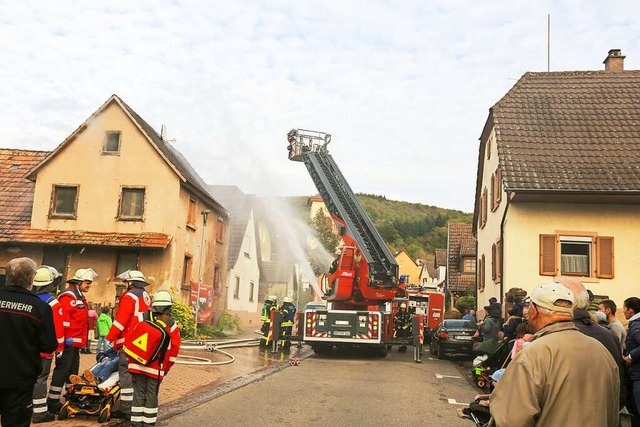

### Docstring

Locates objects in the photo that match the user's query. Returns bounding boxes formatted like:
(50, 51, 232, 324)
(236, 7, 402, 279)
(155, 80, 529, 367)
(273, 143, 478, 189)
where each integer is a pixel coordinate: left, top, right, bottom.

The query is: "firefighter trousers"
(118, 349, 134, 415)
(47, 347, 79, 412)
(32, 357, 53, 421)
(0, 384, 34, 427)
(260, 322, 271, 347)
(279, 325, 293, 349)
(131, 373, 160, 426)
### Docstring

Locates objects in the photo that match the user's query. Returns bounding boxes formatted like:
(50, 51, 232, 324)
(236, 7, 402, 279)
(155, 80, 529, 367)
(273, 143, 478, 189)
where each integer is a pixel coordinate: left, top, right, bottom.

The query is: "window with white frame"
(560, 236, 591, 277)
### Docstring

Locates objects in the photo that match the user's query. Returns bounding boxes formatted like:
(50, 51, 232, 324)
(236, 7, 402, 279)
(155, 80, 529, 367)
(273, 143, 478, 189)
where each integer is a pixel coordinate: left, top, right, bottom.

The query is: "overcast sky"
(1, 1, 639, 212)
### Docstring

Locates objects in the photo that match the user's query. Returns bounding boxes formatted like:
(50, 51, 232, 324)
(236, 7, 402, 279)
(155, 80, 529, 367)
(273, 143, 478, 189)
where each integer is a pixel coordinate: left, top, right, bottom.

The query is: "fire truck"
(287, 129, 444, 358)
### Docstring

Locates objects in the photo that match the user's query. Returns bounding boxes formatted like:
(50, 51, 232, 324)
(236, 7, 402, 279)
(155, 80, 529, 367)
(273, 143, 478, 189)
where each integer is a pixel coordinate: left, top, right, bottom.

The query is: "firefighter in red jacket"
(31, 266, 64, 424)
(47, 268, 97, 414)
(127, 290, 181, 427)
(106, 270, 152, 419)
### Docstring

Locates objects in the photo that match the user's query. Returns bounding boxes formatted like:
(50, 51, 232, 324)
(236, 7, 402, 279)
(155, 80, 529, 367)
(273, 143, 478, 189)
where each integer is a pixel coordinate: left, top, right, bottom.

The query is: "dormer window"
(103, 131, 121, 154)
(462, 256, 476, 274)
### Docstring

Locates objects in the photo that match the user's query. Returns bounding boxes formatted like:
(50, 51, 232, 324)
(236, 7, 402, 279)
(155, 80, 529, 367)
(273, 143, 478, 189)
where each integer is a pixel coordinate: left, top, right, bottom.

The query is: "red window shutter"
(490, 173, 496, 211)
(596, 236, 614, 279)
(539, 234, 557, 276)
(481, 254, 486, 290)
(496, 167, 502, 204)
(496, 240, 501, 282)
(491, 243, 496, 280)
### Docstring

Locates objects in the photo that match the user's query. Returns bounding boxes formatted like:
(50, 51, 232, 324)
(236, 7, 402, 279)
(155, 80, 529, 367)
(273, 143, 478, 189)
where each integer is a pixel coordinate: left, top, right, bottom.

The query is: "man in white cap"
(106, 270, 151, 420)
(490, 282, 619, 426)
(47, 267, 98, 414)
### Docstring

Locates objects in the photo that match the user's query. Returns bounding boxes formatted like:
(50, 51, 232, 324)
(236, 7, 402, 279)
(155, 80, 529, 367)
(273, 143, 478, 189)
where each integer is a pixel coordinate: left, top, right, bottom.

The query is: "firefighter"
(47, 268, 98, 414)
(394, 302, 411, 352)
(105, 270, 152, 420)
(31, 266, 65, 424)
(127, 290, 181, 427)
(279, 296, 297, 350)
(260, 295, 279, 348)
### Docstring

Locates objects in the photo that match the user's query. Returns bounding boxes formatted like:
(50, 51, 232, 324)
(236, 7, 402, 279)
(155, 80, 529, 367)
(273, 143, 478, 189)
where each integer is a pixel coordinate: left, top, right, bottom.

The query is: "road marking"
(447, 398, 468, 406)
(436, 374, 461, 379)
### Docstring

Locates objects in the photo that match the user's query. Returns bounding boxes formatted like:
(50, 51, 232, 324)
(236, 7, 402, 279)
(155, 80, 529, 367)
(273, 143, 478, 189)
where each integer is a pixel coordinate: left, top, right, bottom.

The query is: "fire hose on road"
(176, 338, 261, 366)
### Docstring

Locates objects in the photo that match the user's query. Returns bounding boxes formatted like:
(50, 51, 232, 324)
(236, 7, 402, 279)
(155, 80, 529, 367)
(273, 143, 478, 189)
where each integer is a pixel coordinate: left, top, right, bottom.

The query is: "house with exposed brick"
(209, 185, 260, 328)
(0, 95, 229, 323)
(446, 223, 476, 307)
(474, 49, 640, 310)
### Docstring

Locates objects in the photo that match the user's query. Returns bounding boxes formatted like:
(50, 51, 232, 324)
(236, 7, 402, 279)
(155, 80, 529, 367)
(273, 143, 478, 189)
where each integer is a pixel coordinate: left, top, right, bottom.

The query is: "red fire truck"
(287, 129, 444, 358)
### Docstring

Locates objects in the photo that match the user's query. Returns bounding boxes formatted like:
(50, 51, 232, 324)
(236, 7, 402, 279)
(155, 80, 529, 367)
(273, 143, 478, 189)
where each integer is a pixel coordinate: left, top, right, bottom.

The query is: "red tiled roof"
(0, 148, 48, 230)
(447, 223, 476, 292)
(434, 248, 447, 268)
(0, 228, 171, 248)
(492, 71, 640, 193)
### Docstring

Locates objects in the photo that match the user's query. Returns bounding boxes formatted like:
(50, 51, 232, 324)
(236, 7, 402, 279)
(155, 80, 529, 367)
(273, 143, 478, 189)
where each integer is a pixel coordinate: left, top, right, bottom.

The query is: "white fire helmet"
(117, 270, 150, 287)
(400, 303, 407, 309)
(283, 296, 294, 304)
(33, 266, 61, 287)
(267, 295, 277, 302)
(68, 268, 98, 283)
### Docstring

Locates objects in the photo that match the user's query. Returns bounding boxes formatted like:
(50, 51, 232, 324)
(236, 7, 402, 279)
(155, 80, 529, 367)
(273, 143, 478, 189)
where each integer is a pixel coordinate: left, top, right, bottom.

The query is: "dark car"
(429, 319, 477, 358)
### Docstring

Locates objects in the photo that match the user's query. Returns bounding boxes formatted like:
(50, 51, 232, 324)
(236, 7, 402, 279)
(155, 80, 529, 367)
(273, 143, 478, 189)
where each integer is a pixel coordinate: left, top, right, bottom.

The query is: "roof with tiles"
(491, 70, 640, 192)
(447, 223, 476, 292)
(434, 248, 447, 268)
(0, 228, 171, 248)
(208, 185, 254, 267)
(0, 148, 48, 231)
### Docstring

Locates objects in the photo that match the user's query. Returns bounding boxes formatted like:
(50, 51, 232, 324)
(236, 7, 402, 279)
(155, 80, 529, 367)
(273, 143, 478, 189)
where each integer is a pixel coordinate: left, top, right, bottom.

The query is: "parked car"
(429, 319, 477, 358)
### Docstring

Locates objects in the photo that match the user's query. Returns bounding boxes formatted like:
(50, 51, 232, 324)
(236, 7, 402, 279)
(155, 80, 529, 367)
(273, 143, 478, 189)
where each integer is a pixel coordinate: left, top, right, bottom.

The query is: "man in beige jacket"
(490, 282, 619, 426)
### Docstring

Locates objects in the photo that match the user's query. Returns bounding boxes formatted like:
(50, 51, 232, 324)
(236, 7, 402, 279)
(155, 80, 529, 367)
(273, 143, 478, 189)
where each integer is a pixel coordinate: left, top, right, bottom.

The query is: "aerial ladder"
(288, 129, 429, 357)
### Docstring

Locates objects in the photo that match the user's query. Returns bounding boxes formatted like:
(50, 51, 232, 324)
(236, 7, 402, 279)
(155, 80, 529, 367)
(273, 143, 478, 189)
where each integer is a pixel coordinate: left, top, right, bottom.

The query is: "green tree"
(312, 209, 340, 252)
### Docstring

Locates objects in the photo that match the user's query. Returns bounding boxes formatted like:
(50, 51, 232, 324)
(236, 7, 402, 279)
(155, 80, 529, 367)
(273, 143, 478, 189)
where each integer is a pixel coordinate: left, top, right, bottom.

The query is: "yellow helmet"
(152, 290, 173, 312)
(33, 266, 61, 287)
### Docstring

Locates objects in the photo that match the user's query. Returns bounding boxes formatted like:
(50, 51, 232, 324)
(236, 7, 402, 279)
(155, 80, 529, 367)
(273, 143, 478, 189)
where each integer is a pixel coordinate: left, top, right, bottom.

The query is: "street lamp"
(194, 209, 212, 332)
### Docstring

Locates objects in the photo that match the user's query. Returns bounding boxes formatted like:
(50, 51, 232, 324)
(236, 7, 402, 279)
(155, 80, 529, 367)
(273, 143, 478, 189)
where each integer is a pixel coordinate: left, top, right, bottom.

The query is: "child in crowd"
(96, 306, 112, 354)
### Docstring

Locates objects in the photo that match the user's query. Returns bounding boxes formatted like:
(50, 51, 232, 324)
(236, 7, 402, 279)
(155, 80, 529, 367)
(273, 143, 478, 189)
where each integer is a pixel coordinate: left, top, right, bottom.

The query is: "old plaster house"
(0, 95, 229, 322)
(474, 50, 640, 310)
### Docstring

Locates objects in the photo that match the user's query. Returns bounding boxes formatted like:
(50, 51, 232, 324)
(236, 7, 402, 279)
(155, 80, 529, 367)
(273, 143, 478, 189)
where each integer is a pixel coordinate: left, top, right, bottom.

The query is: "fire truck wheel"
(376, 345, 388, 358)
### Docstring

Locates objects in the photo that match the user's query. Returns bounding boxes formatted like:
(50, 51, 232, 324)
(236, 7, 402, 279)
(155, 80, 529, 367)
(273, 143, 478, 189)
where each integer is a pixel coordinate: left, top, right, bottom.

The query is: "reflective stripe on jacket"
(58, 287, 88, 348)
(106, 286, 150, 348)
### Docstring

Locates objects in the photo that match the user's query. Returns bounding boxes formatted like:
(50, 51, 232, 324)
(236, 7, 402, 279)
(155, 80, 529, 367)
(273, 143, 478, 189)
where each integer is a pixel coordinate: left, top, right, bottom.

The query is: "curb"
(158, 348, 312, 422)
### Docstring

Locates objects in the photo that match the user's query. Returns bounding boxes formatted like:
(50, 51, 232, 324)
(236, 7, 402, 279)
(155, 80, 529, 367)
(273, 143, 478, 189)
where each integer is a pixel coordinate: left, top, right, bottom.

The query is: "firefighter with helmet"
(394, 302, 412, 352)
(105, 270, 152, 420)
(47, 268, 98, 414)
(260, 295, 279, 348)
(31, 266, 64, 424)
(126, 290, 180, 427)
(279, 296, 297, 350)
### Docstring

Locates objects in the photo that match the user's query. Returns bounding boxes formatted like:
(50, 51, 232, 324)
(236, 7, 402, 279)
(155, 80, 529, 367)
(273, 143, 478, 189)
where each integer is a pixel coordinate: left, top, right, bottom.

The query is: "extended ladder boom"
(287, 129, 398, 290)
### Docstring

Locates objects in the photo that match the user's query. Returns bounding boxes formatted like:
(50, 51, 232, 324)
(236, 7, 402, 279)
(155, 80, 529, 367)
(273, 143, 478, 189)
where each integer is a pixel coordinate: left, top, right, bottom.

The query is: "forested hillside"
(356, 194, 472, 260)
(293, 194, 473, 261)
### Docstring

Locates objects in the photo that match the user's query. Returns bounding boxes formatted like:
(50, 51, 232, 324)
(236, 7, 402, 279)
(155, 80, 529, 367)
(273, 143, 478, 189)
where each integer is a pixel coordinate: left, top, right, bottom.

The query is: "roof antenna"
(160, 124, 176, 143)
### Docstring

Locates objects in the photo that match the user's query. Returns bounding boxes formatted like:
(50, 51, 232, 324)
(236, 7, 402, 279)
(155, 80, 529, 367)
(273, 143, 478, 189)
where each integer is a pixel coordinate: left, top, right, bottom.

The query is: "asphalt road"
(166, 347, 479, 426)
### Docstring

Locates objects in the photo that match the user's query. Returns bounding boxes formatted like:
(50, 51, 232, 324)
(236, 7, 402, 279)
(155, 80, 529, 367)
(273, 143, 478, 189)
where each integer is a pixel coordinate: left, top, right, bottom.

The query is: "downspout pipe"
(499, 193, 511, 306)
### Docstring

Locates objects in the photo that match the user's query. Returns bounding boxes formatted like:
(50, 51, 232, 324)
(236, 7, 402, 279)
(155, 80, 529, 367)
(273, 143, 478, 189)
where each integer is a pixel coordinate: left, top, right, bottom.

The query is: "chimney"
(603, 49, 625, 71)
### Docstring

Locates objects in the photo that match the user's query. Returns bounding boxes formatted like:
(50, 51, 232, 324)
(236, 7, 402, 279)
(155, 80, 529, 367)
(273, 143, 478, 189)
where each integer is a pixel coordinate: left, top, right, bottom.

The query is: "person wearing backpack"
(125, 290, 180, 427)
(106, 270, 152, 419)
